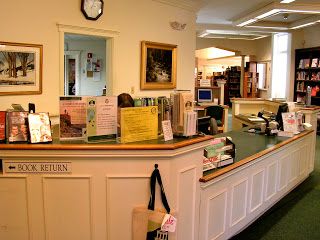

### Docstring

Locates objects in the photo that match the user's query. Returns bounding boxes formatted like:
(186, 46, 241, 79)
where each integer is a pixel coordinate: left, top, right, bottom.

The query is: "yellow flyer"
(120, 106, 158, 143)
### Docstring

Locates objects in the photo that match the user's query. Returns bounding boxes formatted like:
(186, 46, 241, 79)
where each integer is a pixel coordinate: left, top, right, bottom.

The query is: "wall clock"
(81, 0, 104, 21)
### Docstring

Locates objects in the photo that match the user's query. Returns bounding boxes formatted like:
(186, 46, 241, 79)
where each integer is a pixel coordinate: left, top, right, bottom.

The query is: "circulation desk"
(0, 130, 315, 240)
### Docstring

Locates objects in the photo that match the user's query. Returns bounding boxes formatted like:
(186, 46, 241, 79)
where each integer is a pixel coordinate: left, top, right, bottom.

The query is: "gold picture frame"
(0, 41, 43, 95)
(140, 41, 177, 90)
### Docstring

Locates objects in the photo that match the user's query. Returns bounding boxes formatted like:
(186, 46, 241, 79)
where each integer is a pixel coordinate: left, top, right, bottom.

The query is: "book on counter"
(59, 96, 87, 140)
(7, 111, 29, 143)
(0, 111, 6, 142)
(28, 112, 52, 143)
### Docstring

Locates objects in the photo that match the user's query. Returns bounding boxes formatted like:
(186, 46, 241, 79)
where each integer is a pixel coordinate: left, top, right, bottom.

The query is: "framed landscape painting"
(140, 41, 177, 90)
(0, 41, 43, 95)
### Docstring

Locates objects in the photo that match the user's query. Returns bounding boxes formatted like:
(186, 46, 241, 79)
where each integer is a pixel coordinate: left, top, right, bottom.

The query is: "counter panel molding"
(199, 133, 313, 240)
(42, 176, 93, 240)
(0, 131, 315, 240)
(0, 176, 30, 240)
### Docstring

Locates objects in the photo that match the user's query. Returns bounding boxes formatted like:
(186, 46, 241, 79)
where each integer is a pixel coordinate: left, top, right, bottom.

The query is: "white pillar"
(216, 79, 226, 105)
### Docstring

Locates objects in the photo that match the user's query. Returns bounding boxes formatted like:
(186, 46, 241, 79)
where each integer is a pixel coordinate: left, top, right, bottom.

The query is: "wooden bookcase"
(226, 66, 241, 102)
(294, 47, 320, 106)
(243, 62, 259, 98)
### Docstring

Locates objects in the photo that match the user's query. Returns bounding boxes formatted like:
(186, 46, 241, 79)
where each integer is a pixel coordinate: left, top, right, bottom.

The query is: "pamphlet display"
(162, 120, 173, 141)
(0, 111, 6, 142)
(86, 96, 117, 141)
(203, 137, 235, 172)
(59, 96, 87, 140)
(120, 106, 158, 143)
(7, 111, 29, 143)
(28, 112, 52, 143)
(170, 91, 194, 136)
(282, 112, 299, 134)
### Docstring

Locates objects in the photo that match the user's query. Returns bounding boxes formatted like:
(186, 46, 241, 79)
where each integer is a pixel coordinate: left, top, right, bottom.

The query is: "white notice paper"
(162, 120, 173, 141)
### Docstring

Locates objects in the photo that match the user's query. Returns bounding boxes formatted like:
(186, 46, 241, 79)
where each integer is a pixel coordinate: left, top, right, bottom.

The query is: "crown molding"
(152, 0, 204, 12)
(57, 23, 120, 37)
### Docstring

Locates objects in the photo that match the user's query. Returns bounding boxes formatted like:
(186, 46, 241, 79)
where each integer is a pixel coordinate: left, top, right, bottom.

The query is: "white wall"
(65, 39, 106, 96)
(196, 38, 258, 56)
(301, 25, 320, 48)
(0, 0, 196, 115)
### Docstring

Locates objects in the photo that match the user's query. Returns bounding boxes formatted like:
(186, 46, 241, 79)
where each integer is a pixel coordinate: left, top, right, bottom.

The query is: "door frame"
(64, 50, 80, 95)
(57, 23, 119, 96)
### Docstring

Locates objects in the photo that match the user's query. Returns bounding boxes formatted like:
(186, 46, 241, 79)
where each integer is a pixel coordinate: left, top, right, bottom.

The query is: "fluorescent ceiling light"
(290, 21, 317, 29)
(246, 25, 288, 30)
(280, 0, 295, 3)
(198, 32, 209, 37)
(237, 18, 257, 27)
(285, 9, 320, 14)
(256, 9, 280, 19)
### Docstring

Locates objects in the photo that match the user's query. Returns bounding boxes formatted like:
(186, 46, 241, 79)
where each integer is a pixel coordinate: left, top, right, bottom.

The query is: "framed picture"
(0, 41, 43, 95)
(140, 41, 177, 90)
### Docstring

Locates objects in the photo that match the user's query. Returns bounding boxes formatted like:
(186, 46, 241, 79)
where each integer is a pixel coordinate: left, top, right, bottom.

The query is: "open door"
(64, 51, 80, 95)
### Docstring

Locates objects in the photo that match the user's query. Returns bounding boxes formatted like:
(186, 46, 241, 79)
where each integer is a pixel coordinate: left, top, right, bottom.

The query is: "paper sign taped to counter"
(120, 106, 158, 143)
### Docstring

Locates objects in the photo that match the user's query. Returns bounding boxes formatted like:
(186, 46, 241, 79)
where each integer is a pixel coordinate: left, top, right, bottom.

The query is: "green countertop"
(201, 129, 313, 182)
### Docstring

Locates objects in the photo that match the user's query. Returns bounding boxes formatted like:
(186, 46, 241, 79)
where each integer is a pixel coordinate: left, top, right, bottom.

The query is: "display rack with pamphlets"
(203, 137, 235, 172)
(170, 90, 196, 137)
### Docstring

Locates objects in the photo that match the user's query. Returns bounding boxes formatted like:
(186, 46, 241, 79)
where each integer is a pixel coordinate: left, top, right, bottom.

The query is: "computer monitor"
(276, 103, 289, 130)
(197, 89, 212, 102)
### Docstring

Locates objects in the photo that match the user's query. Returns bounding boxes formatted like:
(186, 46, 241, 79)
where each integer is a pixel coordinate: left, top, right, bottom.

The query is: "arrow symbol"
(8, 166, 16, 169)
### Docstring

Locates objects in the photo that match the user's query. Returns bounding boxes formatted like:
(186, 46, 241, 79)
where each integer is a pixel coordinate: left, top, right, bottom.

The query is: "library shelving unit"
(226, 66, 241, 102)
(294, 47, 320, 106)
(243, 62, 259, 98)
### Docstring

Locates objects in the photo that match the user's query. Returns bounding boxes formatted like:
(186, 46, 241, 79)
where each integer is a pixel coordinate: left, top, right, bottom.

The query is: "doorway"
(64, 50, 80, 95)
(64, 33, 106, 96)
(58, 24, 119, 97)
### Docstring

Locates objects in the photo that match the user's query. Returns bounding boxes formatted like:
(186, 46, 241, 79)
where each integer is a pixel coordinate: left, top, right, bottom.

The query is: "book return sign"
(3, 161, 72, 174)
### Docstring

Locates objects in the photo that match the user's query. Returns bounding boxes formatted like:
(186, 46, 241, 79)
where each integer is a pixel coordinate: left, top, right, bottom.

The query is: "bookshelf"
(243, 62, 259, 98)
(294, 47, 320, 105)
(225, 66, 241, 103)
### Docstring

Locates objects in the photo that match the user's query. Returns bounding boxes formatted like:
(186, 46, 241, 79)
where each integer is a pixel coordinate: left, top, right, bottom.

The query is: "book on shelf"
(0, 111, 6, 142)
(311, 58, 319, 68)
(7, 111, 29, 143)
(304, 59, 310, 68)
(28, 112, 52, 143)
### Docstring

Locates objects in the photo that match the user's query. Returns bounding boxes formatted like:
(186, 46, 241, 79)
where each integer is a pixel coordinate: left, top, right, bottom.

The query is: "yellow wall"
(0, 0, 196, 115)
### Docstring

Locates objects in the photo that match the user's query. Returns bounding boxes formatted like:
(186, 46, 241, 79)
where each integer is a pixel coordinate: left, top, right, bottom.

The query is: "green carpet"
(232, 135, 320, 240)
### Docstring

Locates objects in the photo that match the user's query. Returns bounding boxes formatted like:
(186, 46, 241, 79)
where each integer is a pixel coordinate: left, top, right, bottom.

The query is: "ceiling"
(196, 0, 320, 40)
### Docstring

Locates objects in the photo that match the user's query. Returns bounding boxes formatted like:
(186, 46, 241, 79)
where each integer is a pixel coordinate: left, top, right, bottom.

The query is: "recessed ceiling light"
(280, 0, 295, 3)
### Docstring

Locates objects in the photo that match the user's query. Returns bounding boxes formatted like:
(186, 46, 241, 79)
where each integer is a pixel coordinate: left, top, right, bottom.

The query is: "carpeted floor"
(231, 135, 320, 240)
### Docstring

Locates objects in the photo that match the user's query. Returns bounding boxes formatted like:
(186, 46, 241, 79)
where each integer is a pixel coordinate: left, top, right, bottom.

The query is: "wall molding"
(152, 0, 204, 12)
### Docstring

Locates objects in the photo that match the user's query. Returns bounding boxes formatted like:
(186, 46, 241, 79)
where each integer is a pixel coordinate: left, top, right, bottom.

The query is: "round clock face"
(81, 0, 104, 20)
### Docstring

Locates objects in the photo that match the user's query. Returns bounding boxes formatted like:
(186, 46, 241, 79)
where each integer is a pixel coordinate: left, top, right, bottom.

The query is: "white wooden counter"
(0, 130, 315, 240)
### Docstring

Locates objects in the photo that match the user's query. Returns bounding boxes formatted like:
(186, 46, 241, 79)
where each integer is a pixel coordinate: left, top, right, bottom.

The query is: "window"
(257, 63, 267, 89)
(271, 33, 291, 99)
